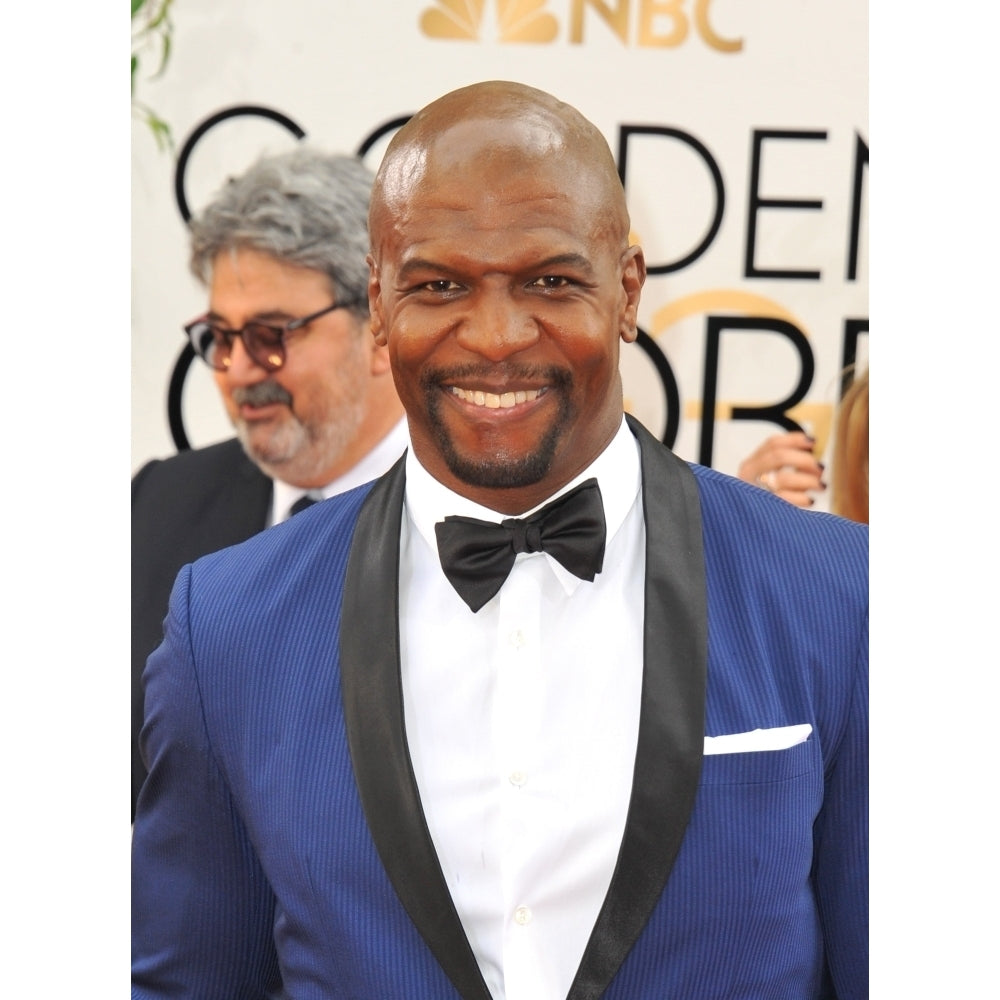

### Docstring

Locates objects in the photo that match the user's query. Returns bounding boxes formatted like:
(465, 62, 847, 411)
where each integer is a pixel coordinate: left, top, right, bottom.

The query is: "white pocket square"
(703, 723, 812, 755)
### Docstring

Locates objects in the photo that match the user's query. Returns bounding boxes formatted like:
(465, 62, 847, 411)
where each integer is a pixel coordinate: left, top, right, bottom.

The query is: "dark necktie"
(289, 494, 319, 518)
(434, 478, 606, 613)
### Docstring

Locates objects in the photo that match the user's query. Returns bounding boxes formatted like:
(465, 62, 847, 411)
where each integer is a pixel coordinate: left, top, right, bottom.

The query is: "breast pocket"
(693, 737, 823, 859)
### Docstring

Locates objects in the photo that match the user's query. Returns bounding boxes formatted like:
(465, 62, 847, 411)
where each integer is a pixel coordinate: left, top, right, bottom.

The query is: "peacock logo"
(420, 0, 559, 43)
(418, 0, 743, 50)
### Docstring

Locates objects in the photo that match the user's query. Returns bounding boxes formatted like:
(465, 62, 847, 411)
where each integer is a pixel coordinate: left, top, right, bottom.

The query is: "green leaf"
(147, 0, 172, 32)
(149, 116, 173, 153)
(151, 32, 172, 77)
(130, 0, 174, 155)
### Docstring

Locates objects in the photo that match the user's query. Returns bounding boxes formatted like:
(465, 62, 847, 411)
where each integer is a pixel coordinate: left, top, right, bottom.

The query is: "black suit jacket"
(131, 438, 272, 818)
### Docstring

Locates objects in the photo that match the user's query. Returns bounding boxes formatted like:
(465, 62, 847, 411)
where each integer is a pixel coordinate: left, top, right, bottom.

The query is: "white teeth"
(450, 387, 542, 409)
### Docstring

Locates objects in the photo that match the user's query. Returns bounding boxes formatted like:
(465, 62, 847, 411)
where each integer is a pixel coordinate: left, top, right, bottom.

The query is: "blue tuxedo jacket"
(132, 416, 868, 999)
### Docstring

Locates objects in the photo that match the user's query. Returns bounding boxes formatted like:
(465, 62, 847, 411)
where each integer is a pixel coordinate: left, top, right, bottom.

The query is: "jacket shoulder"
(133, 439, 258, 494)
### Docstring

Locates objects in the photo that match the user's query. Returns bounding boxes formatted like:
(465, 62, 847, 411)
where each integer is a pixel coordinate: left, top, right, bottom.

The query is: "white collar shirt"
(270, 417, 410, 525)
(400, 416, 645, 1000)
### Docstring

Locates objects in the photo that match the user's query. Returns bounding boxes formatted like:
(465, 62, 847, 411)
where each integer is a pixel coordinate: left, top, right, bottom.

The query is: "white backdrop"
(131, 0, 868, 512)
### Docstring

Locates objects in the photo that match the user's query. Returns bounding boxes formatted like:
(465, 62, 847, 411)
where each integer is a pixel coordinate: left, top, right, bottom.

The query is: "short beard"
(424, 365, 573, 489)
(233, 376, 367, 485)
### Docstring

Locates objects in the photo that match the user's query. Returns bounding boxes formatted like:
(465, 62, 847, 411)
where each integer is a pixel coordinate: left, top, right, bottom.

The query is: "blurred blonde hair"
(831, 367, 869, 524)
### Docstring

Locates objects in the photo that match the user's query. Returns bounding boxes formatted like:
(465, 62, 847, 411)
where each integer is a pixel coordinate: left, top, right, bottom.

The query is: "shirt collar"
(405, 416, 641, 592)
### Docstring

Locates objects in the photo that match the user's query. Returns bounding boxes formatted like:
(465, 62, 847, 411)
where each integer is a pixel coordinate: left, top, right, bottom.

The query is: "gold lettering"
(637, 0, 688, 47)
(694, 0, 742, 52)
(569, 0, 629, 44)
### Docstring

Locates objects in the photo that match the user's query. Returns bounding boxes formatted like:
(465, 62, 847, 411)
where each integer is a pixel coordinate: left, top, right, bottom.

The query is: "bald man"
(132, 81, 868, 1000)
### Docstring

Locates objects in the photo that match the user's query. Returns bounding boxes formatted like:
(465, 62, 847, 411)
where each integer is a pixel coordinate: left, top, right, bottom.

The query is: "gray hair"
(188, 145, 374, 315)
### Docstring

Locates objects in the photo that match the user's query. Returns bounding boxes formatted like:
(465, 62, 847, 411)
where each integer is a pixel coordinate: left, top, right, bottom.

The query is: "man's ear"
(619, 243, 646, 345)
(367, 252, 388, 347)
(369, 329, 392, 376)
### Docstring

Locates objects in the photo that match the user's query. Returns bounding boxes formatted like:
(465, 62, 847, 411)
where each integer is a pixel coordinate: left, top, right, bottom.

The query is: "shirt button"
(508, 770, 528, 787)
(514, 906, 532, 926)
(509, 629, 525, 648)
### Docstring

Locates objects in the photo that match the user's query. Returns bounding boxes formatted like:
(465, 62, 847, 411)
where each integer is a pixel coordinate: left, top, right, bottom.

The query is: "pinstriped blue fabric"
(599, 468, 867, 1000)
(132, 449, 867, 999)
(628, 464, 866, 999)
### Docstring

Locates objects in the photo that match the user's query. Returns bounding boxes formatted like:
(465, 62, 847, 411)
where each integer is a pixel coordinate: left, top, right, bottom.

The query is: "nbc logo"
(419, 0, 743, 50)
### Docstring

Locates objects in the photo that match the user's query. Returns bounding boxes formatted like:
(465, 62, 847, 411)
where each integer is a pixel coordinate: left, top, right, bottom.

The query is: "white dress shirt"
(400, 417, 645, 1000)
(270, 418, 410, 525)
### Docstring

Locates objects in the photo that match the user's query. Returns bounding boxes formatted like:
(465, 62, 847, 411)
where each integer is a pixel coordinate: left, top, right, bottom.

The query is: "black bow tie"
(434, 478, 606, 613)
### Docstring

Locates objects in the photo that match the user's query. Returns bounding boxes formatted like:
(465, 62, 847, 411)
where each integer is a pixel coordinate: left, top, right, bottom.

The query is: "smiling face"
(369, 84, 645, 513)
(208, 247, 400, 489)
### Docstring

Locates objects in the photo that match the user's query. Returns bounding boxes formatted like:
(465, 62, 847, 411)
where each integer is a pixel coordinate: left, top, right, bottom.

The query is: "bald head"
(369, 81, 630, 253)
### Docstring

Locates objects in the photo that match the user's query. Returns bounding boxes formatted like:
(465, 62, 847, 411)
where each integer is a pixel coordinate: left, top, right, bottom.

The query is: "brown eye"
(530, 275, 572, 289)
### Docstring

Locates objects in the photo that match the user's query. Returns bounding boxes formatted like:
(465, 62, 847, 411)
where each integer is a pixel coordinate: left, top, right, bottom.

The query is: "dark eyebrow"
(395, 257, 469, 285)
(532, 253, 595, 275)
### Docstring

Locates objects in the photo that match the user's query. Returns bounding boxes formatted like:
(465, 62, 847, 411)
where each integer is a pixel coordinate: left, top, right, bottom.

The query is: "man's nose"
(454, 291, 540, 361)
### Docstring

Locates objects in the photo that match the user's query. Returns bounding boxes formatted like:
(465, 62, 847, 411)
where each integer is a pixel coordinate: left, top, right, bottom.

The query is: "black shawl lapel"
(340, 455, 494, 1000)
(566, 415, 708, 1000)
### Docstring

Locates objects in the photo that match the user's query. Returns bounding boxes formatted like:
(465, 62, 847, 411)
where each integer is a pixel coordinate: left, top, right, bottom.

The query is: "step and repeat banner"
(131, 0, 868, 510)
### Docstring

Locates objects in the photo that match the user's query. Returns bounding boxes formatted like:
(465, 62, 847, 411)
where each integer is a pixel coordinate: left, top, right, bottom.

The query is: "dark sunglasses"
(183, 299, 360, 373)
